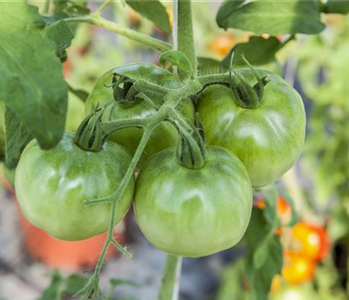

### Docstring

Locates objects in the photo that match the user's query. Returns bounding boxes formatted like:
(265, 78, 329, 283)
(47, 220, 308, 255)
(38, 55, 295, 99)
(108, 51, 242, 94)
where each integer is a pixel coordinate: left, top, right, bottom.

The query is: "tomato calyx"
(175, 114, 206, 169)
(229, 54, 270, 109)
(74, 106, 106, 152)
(109, 73, 142, 108)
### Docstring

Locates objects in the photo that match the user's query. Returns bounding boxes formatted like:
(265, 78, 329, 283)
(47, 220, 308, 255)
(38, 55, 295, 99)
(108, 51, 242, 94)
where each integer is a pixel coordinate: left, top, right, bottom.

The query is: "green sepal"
(110, 73, 141, 108)
(229, 53, 270, 109)
(74, 105, 106, 152)
(176, 113, 206, 169)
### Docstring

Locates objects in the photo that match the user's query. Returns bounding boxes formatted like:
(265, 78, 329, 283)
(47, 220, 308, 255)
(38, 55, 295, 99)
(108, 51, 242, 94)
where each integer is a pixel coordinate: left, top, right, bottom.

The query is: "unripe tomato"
(15, 133, 134, 241)
(85, 63, 194, 165)
(134, 146, 253, 257)
(197, 70, 306, 187)
(282, 253, 315, 285)
(291, 222, 330, 261)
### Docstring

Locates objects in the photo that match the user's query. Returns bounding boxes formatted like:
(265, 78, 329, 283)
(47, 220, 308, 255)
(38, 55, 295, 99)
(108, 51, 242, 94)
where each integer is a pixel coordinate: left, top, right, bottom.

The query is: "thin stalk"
(93, 0, 113, 16)
(43, 0, 50, 14)
(158, 256, 183, 300)
(177, 0, 197, 74)
(64, 15, 172, 53)
(93, 125, 157, 276)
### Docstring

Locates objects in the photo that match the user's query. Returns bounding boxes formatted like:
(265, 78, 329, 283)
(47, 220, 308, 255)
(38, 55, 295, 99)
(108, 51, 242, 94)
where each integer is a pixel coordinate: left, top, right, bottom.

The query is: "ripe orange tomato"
(207, 34, 236, 58)
(282, 253, 315, 285)
(291, 222, 330, 261)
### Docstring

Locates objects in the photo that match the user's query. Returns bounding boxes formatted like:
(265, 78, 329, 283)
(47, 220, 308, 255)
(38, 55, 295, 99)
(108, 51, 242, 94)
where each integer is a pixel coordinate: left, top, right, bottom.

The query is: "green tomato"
(85, 63, 194, 164)
(15, 133, 134, 241)
(134, 146, 253, 257)
(197, 69, 306, 187)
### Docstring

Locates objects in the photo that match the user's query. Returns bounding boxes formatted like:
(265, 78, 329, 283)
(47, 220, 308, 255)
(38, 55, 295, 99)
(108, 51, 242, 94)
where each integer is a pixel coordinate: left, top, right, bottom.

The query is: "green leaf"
(125, 0, 171, 34)
(63, 274, 88, 295)
(222, 36, 286, 68)
(245, 209, 283, 300)
(42, 20, 75, 60)
(5, 107, 32, 169)
(323, 0, 349, 14)
(36, 270, 64, 300)
(0, 1, 68, 149)
(159, 50, 194, 81)
(216, 0, 325, 35)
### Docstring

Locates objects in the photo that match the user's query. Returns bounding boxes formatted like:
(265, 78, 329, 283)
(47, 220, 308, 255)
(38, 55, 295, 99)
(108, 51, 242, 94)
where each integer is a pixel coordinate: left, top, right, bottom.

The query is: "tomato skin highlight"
(15, 133, 134, 241)
(197, 69, 306, 187)
(134, 146, 253, 257)
(85, 63, 194, 165)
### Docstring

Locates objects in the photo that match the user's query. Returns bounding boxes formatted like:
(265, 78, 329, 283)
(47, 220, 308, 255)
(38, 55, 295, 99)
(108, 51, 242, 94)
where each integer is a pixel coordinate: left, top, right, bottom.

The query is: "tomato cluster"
(13, 60, 306, 258)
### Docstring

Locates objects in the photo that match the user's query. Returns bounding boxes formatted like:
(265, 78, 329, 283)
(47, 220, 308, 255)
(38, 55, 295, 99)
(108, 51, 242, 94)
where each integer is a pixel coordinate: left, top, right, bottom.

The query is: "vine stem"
(92, 125, 157, 277)
(158, 256, 183, 300)
(64, 15, 172, 53)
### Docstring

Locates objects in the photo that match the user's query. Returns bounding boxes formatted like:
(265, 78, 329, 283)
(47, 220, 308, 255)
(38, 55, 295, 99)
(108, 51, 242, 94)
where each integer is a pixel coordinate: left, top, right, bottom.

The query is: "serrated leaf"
(43, 20, 75, 60)
(0, 1, 68, 149)
(125, 0, 171, 33)
(5, 107, 32, 169)
(36, 270, 63, 300)
(323, 0, 349, 14)
(245, 208, 283, 300)
(222, 36, 285, 68)
(63, 274, 88, 295)
(216, 0, 325, 35)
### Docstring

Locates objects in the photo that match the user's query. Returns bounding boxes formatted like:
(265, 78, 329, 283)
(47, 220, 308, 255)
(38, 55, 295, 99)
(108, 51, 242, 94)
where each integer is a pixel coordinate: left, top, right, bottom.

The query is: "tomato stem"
(64, 15, 172, 53)
(158, 255, 182, 300)
(177, 0, 197, 75)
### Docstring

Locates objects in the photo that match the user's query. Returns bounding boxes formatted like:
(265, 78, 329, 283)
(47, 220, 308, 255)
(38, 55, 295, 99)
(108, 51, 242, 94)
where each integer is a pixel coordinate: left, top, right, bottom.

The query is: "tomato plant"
(15, 133, 134, 241)
(1, 0, 347, 300)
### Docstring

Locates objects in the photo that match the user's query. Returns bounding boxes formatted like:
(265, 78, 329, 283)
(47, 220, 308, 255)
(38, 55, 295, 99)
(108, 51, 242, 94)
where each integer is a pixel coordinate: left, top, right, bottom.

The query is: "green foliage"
(159, 50, 195, 81)
(36, 270, 139, 300)
(4, 108, 32, 169)
(0, 1, 67, 155)
(125, 0, 171, 33)
(216, 0, 325, 35)
(222, 36, 286, 69)
(323, 0, 349, 14)
(245, 208, 283, 300)
(42, 20, 75, 61)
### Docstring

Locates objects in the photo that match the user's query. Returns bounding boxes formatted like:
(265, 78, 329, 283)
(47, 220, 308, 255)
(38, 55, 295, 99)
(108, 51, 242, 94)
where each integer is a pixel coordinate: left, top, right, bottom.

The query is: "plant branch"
(64, 15, 172, 53)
